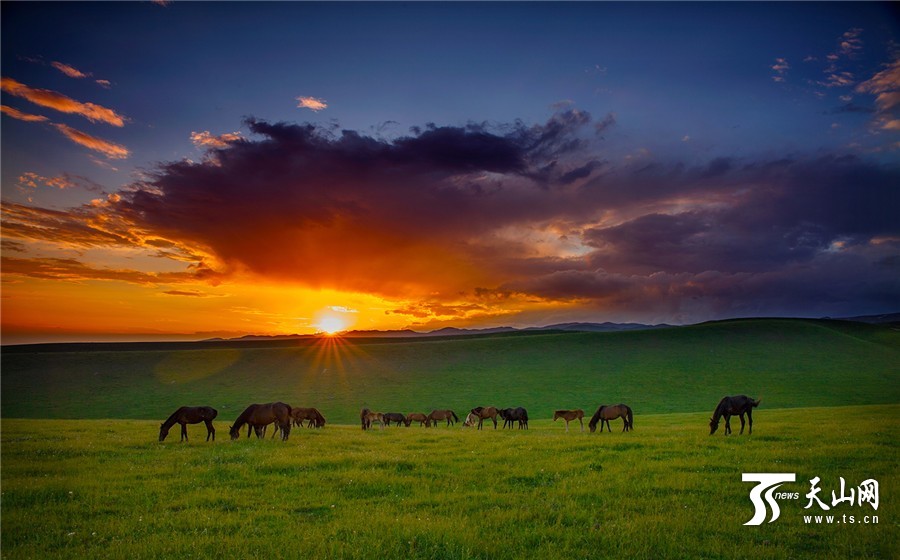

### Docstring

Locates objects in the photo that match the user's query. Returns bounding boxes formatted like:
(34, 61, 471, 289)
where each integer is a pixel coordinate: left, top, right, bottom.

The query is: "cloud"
(190, 130, 242, 149)
(855, 58, 900, 130)
(839, 28, 864, 58)
(51, 61, 90, 79)
(824, 103, 875, 115)
(1, 104, 49, 122)
(820, 71, 855, 88)
(52, 123, 130, 159)
(1, 256, 221, 286)
(594, 112, 616, 135)
(1, 77, 126, 126)
(95, 79, 112, 89)
(4, 112, 898, 323)
(18, 172, 77, 190)
(296, 96, 327, 111)
(771, 57, 789, 82)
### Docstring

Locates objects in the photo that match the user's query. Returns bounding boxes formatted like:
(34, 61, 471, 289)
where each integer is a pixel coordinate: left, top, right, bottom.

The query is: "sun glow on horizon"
(315, 314, 349, 335)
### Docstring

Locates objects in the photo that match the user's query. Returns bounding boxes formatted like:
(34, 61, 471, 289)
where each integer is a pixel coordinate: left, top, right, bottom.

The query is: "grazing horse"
(229, 402, 292, 441)
(470, 406, 500, 430)
(462, 412, 479, 427)
(709, 395, 760, 435)
(405, 412, 431, 427)
(553, 409, 584, 432)
(383, 412, 407, 426)
(499, 407, 529, 429)
(427, 409, 459, 427)
(159, 406, 217, 442)
(293, 407, 326, 428)
(360, 408, 385, 430)
(588, 404, 634, 433)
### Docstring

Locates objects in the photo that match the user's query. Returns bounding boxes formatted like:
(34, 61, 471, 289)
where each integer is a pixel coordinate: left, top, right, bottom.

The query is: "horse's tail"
(451, 410, 459, 422)
(626, 406, 634, 430)
(360, 407, 371, 430)
(752, 398, 761, 408)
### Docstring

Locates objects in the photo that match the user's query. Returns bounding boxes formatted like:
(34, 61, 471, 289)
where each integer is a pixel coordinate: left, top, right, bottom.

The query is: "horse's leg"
(180, 423, 188, 442)
(724, 415, 732, 436)
(747, 410, 752, 435)
(739, 413, 746, 435)
(206, 420, 215, 441)
(492, 416, 498, 429)
(565, 420, 569, 433)
(579, 417, 584, 432)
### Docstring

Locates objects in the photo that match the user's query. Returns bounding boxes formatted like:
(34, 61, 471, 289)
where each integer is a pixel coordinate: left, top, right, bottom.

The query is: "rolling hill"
(2, 318, 898, 423)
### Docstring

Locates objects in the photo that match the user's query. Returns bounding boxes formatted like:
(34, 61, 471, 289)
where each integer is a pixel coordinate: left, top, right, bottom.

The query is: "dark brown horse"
(292, 407, 326, 428)
(405, 412, 431, 427)
(360, 408, 385, 430)
(229, 402, 292, 441)
(427, 409, 459, 427)
(553, 409, 584, 432)
(470, 406, 500, 430)
(588, 404, 633, 433)
(709, 395, 760, 435)
(383, 412, 407, 426)
(159, 406, 217, 442)
(499, 407, 529, 429)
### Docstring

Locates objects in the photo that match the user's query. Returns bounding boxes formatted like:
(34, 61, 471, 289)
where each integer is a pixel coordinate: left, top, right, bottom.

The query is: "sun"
(315, 315, 347, 335)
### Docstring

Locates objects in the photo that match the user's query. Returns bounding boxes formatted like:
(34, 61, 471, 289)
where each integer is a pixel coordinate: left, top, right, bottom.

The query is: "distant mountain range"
(205, 321, 674, 342)
(203, 313, 898, 343)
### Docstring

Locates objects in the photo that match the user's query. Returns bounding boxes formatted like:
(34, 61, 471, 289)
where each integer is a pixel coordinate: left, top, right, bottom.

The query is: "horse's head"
(588, 421, 597, 433)
(709, 417, 719, 435)
(229, 425, 239, 440)
(158, 423, 169, 442)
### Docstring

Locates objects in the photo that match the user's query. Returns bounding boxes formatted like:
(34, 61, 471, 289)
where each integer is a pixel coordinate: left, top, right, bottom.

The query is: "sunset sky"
(2, 2, 899, 344)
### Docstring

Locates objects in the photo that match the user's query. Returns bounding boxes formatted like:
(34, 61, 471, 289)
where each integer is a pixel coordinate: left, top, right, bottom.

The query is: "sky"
(2, 2, 899, 344)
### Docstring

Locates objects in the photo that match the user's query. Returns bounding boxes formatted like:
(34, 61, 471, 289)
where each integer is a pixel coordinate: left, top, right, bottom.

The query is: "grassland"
(2, 318, 897, 558)
(1, 406, 897, 559)
(3, 319, 899, 423)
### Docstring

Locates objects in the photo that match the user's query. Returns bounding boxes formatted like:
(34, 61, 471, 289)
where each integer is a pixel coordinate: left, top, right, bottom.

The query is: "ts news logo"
(742, 473, 798, 525)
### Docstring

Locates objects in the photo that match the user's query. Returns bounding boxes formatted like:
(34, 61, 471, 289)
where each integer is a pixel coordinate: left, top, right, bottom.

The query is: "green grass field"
(1, 407, 897, 559)
(2, 319, 898, 558)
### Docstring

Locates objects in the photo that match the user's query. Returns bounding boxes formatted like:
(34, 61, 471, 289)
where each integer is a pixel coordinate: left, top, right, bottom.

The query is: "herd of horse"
(158, 395, 761, 442)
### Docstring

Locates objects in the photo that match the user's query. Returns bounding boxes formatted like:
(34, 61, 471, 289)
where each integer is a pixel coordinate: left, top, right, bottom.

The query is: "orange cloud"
(1, 104, 49, 122)
(17, 172, 76, 190)
(52, 123, 130, 159)
(856, 59, 900, 129)
(296, 96, 327, 111)
(190, 130, 242, 148)
(1, 77, 126, 126)
(51, 61, 89, 79)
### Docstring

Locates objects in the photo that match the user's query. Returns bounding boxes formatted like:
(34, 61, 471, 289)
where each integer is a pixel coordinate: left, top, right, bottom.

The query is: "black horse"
(499, 407, 529, 429)
(382, 412, 407, 426)
(709, 395, 760, 435)
(159, 406, 217, 442)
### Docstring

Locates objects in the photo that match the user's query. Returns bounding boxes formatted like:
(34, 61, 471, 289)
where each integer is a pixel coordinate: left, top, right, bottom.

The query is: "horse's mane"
(711, 397, 730, 422)
(231, 403, 259, 431)
(162, 407, 184, 427)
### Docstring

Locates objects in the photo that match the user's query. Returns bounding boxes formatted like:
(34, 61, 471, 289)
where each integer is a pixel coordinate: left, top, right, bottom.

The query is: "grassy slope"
(1, 406, 896, 560)
(2, 319, 898, 424)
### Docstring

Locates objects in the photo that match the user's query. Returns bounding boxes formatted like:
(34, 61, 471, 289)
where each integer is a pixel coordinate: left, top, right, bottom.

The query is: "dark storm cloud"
(4, 111, 898, 319)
